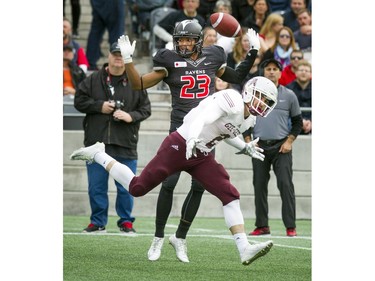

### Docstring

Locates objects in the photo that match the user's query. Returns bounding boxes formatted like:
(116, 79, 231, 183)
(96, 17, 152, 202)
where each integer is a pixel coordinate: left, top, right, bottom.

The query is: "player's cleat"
(119, 222, 136, 235)
(241, 240, 273, 265)
(286, 228, 297, 237)
(249, 226, 271, 236)
(148, 237, 165, 261)
(169, 234, 189, 263)
(70, 142, 105, 163)
(83, 223, 106, 233)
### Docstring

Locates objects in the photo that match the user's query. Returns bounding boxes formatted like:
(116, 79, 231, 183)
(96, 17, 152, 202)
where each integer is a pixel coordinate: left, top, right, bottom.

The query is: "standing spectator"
(260, 26, 297, 69)
(153, 0, 205, 50)
(63, 17, 89, 73)
(70, 76, 277, 266)
(63, 0, 81, 38)
(259, 12, 284, 52)
(246, 58, 302, 237)
(286, 60, 312, 134)
(231, 0, 255, 26)
(63, 44, 86, 97)
(282, 0, 307, 32)
(117, 23, 261, 262)
(73, 42, 152, 234)
(293, 8, 311, 51)
(242, 0, 271, 33)
(278, 49, 303, 85)
(86, 0, 126, 71)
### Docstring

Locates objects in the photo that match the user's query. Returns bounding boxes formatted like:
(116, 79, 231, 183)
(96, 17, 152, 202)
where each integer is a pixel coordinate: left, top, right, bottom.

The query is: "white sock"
(108, 162, 135, 189)
(233, 233, 249, 254)
(223, 200, 244, 228)
(94, 152, 115, 169)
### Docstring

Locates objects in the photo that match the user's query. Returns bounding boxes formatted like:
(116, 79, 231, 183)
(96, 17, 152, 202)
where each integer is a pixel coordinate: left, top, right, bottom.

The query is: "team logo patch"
(174, 61, 187, 68)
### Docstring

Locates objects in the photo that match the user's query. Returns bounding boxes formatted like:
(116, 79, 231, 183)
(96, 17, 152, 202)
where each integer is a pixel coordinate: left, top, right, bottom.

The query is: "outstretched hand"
(247, 28, 260, 51)
(235, 137, 265, 161)
(118, 35, 136, 64)
(186, 138, 201, 160)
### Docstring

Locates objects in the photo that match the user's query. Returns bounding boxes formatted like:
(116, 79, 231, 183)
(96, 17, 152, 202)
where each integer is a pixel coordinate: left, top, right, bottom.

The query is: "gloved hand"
(247, 28, 260, 51)
(186, 138, 201, 160)
(118, 35, 136, 64)
(235, 137, 265, 161)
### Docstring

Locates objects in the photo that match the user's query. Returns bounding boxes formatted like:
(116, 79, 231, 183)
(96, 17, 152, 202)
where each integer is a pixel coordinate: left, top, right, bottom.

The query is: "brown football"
(210, 12, 242, 37)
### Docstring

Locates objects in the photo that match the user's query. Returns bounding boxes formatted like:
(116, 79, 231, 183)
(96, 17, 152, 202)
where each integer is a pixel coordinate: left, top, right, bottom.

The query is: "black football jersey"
(153, 45, 227, 125)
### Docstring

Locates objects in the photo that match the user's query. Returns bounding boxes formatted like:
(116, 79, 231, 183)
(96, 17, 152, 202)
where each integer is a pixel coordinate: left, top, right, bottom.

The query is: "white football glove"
(247, 28, 260, 51)
(186, 138, 201, 160)
(235, 137, 265, 161)
(117, 35, 136, 64)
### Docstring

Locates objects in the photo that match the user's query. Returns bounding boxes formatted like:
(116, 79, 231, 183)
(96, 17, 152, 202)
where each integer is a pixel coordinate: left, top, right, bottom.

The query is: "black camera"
(112, 100, 124, 121)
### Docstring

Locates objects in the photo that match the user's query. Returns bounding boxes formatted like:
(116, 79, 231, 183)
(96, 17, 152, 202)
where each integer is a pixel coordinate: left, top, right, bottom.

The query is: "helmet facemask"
(246, 90, 276, 117)
(173, 36, 202, 58)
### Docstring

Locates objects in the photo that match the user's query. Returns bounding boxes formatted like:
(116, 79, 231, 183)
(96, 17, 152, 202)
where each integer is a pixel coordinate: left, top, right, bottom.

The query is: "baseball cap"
(110, 42, 121, 54)
(259, 58, 283, 71)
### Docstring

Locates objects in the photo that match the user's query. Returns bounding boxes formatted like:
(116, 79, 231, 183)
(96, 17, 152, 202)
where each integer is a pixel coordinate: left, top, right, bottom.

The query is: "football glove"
(186, 138, 201, 160)
(118, 35, 136, 64)
(235, 137, 265, 161)
(247, 28, 260, 51)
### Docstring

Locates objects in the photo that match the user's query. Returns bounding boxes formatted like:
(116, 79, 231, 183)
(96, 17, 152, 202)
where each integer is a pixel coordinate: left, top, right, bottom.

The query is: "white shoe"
(241, 240, 273, 265)
(148, 237, 165, 261)
(70, 142, 104, 163)
(169, 234, 189, 263)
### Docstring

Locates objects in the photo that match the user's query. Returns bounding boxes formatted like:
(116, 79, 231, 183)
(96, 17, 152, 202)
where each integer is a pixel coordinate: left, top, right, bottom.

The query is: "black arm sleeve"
(290, 114, 303, 137)
(219, 49, 258, 84)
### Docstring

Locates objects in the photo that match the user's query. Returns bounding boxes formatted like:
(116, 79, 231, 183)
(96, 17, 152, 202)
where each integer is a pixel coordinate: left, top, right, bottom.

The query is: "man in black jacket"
(74, 42, 151, 234)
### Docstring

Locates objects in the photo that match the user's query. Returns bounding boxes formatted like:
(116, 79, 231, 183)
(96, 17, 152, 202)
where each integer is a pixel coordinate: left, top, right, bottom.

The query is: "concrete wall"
(63, 131, 311, 219)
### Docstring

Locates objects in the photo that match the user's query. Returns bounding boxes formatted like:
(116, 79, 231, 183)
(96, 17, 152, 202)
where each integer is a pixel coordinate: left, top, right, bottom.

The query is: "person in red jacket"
(278, 49, 304, 86)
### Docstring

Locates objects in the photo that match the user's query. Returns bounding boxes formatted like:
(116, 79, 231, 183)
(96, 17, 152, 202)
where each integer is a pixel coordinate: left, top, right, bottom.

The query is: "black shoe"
(83, 223, 106, 233)
(119, 222, 136, 234)
(72, 30, 80, 39)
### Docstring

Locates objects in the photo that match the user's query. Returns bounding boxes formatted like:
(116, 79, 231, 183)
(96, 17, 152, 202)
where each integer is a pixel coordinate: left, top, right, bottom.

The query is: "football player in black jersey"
(118, 19, 260, 262)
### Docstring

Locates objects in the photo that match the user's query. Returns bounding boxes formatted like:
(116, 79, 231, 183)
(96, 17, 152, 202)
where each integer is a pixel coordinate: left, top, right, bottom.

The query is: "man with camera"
(74, 42, 151, 234)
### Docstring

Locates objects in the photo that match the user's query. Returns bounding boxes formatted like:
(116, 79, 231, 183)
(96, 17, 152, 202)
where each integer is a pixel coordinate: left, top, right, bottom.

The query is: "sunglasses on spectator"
(291, 56, 303, 60)
(279, 34, 290, 38)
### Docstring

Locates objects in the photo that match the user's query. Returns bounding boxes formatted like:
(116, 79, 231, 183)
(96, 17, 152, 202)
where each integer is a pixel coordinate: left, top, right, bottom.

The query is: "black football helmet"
(172, 20, 203, 58)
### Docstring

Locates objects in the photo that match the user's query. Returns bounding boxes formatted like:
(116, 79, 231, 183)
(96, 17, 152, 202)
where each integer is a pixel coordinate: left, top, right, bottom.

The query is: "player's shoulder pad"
(215, 89, 243, 115)
(153, 48, 174, 63)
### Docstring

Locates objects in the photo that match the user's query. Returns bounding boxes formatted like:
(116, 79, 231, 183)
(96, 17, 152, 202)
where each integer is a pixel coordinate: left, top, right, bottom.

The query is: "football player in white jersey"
(70, 76, 278, 266)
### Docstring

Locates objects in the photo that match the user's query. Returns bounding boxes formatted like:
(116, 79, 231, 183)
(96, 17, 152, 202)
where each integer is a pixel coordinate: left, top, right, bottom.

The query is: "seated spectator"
(231, 0, 255, 26)
(293, 8, 311, 51)
(63, 17, 89, 73)
(260, 26, 297, 69)
(278, 49, 303, 85)
(242, 0, 271, 33)
(286, 59, 311, 134)
(259, 12, 284, 52)
(282, 0, 307, 32)
(63, 44, 86, 97)
(202, 26, 218, 47)
(268, 0, 289, 13)
(153, 0, 205, 50)
(214, 0, 235, 55)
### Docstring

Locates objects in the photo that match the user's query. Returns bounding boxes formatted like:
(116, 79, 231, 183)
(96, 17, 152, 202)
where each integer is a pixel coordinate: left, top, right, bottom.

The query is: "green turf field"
(64, 216, 311, 281)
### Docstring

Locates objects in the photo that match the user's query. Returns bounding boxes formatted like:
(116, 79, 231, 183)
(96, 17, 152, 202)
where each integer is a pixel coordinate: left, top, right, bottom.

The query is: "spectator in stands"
(245, 58, 302, 237)
(231, 0, 255, 27)
(278, 49, 303, 85)
(286, 60, 311, 134)
(153, 0, 205, 50)
(196, 0, 219, 22)
(63, 17, 89, 73)
(63, 44, 86, 97)
(293, 8, 311, 51)
(282, 0, 307, 32)
(74, 42, 151, 234)
(268, 0, 289, 13)
(259, 12, 284, 52)
(63, 0, 81, 38)
(214, 0, 235, 55)
(202, 26, 218, 47)
(86, 0, 126, 71)
(260, 26, 297, 69)
(242, 0, 271, 33)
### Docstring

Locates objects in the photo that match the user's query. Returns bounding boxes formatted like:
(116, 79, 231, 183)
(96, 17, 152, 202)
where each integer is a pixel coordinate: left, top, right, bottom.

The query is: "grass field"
(64, 216, 311, 281)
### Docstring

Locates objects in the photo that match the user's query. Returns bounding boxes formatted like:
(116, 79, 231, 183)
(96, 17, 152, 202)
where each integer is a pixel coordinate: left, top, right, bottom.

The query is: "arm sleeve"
(219, 49, 258, 84)
(153, 24, 173, 43)
(290, 114, 303, 138)
(224, 136, 246, 150)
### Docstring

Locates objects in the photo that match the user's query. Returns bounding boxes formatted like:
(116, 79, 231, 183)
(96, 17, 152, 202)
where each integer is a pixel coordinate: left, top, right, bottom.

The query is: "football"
(210, 12, 242, 38)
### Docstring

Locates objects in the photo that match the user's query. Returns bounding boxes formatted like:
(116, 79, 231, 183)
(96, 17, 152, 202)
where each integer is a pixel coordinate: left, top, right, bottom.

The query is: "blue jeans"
(86, 0, 125, 69)
(86, 156, 136, 227)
